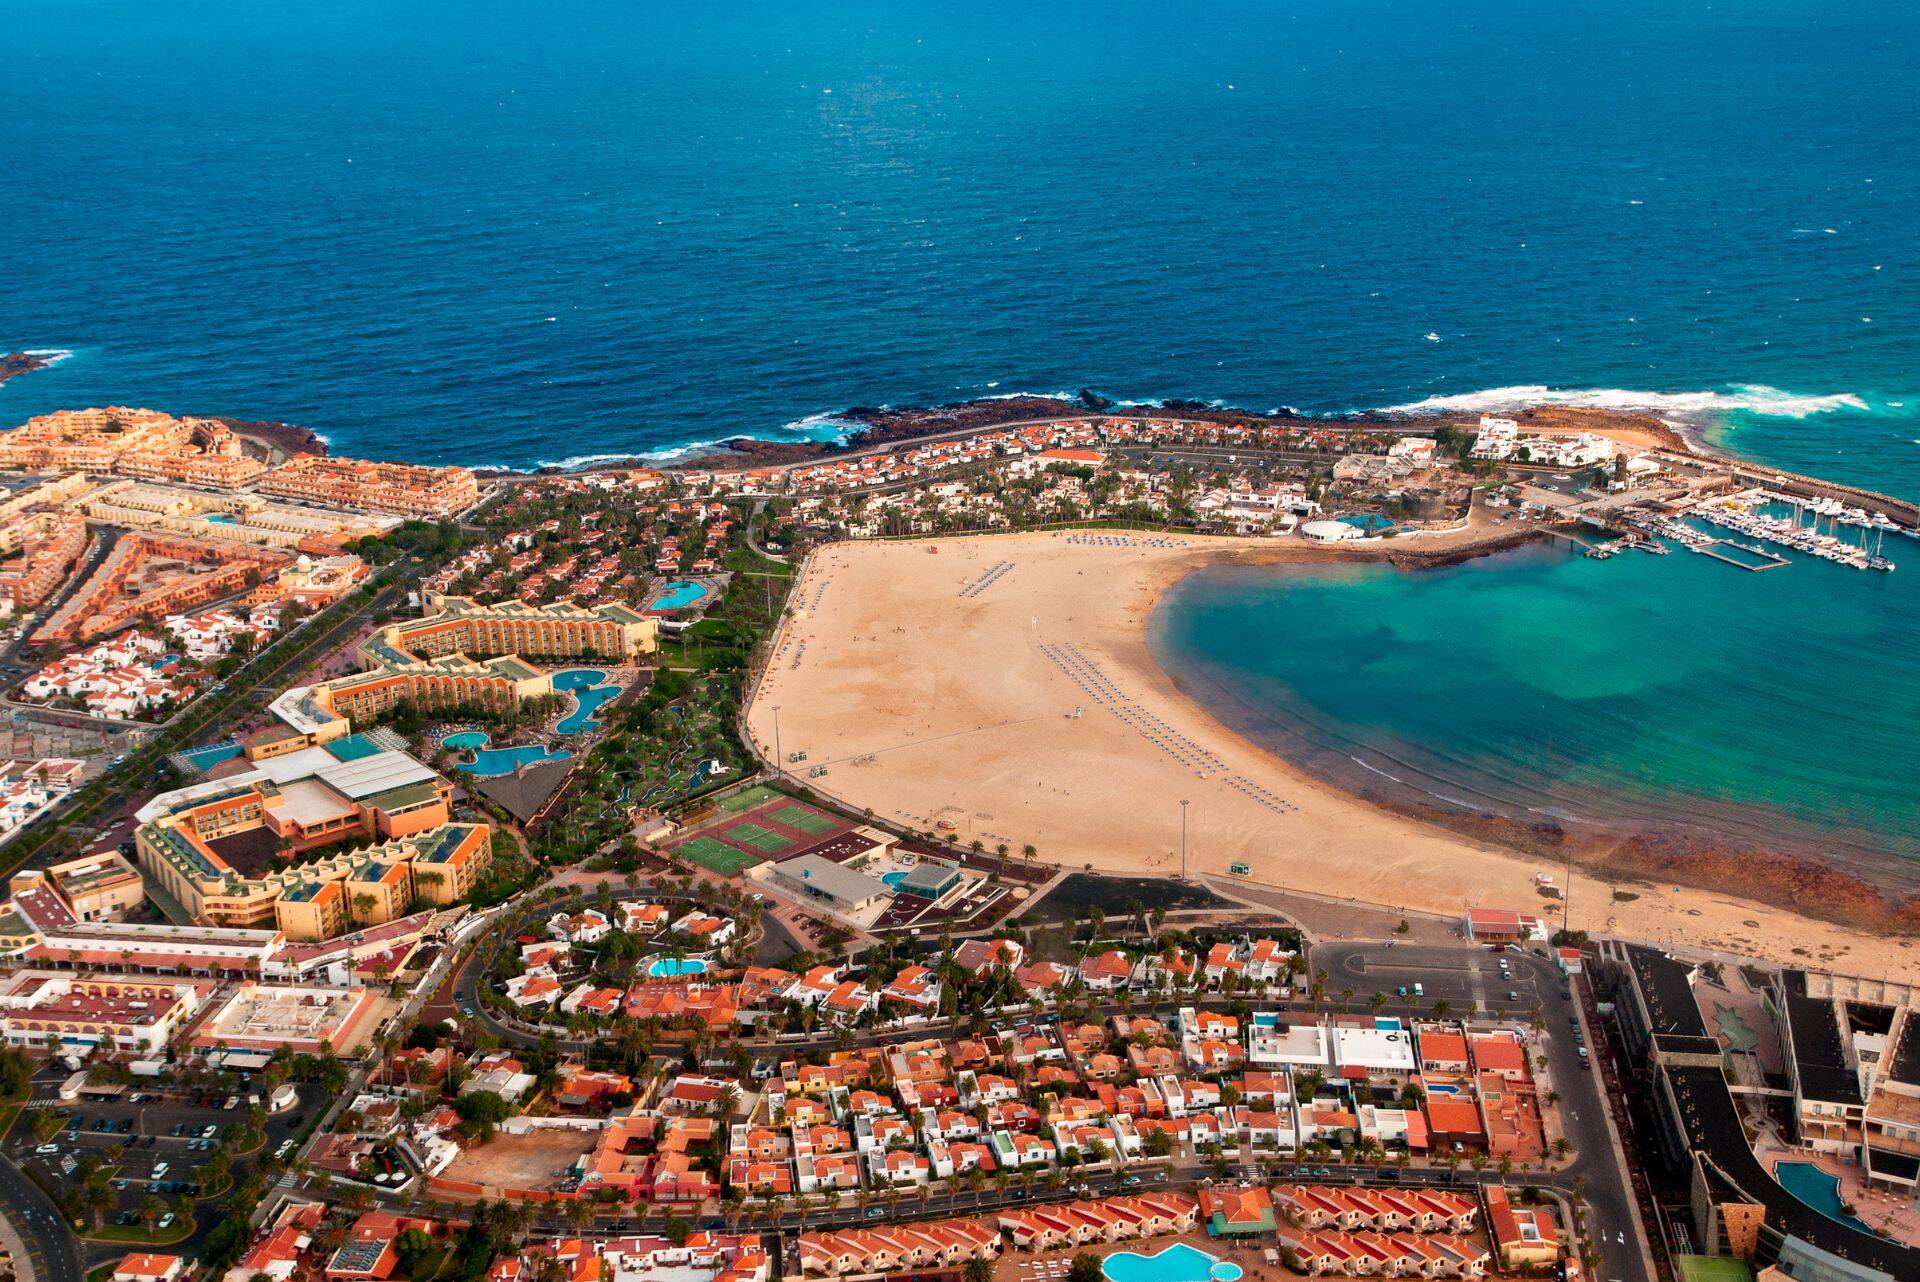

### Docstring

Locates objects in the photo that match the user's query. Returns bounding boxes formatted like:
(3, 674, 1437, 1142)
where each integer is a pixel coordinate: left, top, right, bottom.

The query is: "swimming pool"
(1774, 1161, 1869, 1230)
(650, 579, 711, 611)
(881, 871, 909, 890)
(1102, 1244, 1242, 1282)
(554, 669, 622, 734)
(462, 745, 571, 777)
(647, 958, 710, 978)
(443, 729, 571, 777)
(1337, 513, 1395, 533)
(177, 741, 243, 772)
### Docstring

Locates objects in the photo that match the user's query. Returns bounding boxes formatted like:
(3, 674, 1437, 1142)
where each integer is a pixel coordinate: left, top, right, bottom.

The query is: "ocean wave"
(21, 348, 75, 365)
(1378, 383, 1870, 423)
(531, 440, 738, 470)
(972, 389, 1081, 404)
(778, 411, 860, 443)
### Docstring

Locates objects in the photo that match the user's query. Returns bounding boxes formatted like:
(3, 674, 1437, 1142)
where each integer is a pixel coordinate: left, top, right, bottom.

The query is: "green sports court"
(727, 822, 797, 854)
(717, 784, 785, 813)
(771, 804, 839, 835)
(677, 835, 761, 875)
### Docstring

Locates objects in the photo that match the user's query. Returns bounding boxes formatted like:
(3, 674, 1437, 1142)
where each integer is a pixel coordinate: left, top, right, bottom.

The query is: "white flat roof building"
(1246, 1016, 1332, 1068)
(1332, 1018, 1418, 1073)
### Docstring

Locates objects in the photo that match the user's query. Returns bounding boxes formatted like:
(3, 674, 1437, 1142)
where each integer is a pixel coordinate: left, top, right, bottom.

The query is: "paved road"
(1317, 940, 1652, 1282)
(0, 1152, 83, 1282)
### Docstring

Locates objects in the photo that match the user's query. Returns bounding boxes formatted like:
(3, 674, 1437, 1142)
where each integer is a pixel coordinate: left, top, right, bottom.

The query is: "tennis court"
(718, 784, 785, 814)
(728, 823, 797, 854)
(771, 804, 838, 835)
(678, 836, 761, 875)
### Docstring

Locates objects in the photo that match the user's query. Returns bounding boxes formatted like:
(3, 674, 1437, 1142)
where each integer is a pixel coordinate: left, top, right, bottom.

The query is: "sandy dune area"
(745, 530, 1917, 979)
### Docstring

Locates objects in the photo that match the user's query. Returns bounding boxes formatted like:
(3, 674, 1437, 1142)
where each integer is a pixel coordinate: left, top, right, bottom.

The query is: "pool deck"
(1760, 1147, 1920, 1247)
(999, 1235, 1281, 1282)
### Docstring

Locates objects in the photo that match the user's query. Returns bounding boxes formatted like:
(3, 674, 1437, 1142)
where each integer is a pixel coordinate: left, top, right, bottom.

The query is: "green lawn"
(727, 822, 795, 854)
(677, 836, 760, 875)
(771, 804, 837, 835)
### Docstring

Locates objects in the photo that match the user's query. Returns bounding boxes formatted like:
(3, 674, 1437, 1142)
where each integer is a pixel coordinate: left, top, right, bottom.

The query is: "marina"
(1689, 489, 1900, 572)
(1571, 486, 1904, 575)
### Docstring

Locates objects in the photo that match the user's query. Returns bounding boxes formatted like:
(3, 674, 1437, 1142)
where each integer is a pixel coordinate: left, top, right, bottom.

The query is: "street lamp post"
(1180, 798, 1190, 880)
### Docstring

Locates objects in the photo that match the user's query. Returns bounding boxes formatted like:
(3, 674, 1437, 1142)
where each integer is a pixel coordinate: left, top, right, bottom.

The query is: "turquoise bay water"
(1152, 537, 1920, 885)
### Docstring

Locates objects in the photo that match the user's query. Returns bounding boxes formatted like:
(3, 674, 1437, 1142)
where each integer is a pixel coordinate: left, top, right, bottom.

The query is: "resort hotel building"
(0, 407, 265, 489)
(133, 736, 492, 940)
(266, 594, 657, 745)
(257, 454, 480, 519)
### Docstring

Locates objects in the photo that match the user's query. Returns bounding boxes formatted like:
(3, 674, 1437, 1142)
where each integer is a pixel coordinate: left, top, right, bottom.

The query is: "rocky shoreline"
(221, 417, 329, 463)
(0, 350, 61, 387)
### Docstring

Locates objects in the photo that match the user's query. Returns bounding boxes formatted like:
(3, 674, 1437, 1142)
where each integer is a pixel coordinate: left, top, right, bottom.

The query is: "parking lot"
(1316, 939, 1561, 1013)
(8, 1079, 325, 1250)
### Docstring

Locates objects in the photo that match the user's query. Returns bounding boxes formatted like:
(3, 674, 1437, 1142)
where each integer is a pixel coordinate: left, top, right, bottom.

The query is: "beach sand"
(745, 528, 1919, 980)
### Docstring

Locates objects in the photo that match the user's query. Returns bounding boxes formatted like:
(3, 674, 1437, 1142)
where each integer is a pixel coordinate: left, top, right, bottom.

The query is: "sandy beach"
(745, 527, 1920, 981)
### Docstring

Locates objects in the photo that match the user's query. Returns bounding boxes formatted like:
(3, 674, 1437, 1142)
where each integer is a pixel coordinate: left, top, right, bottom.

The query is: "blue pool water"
(650, 581, 711, 612)
(1774, 1161, 1869, 1230)
(881, 871, 909, 890)
(554, 669, 622, 734)
(647, 958, 710, 978)
(1103, 1245, 1242, 1282)
(441, 730, 490, 751)
(460, 744, 571, 777)
(203, 513, 239, 525)
(177, 741, 242, 772)
(1337, 514, 1394, 533)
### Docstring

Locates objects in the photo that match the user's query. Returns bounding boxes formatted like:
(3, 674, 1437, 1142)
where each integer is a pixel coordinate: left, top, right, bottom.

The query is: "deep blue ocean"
(3, 0, 1917, 487)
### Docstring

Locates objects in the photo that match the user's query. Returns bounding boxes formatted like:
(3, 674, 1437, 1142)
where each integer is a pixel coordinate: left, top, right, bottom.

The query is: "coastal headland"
(745, 526, 1919, 979)
(701, 394, 1696, 467)
(0, 350, 64, 388)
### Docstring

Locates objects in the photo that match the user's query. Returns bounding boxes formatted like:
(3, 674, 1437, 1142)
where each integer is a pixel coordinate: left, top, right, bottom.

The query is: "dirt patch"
(440, 1127, 596, 1193)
